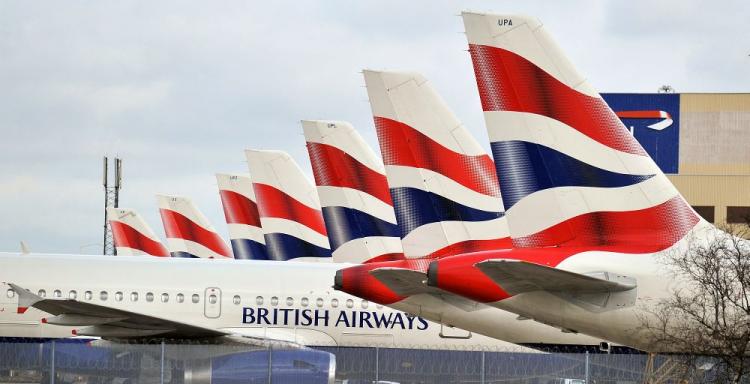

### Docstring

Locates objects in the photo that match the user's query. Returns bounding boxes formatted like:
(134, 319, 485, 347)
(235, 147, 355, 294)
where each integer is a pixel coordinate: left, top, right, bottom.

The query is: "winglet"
(7, 283, 42, 314)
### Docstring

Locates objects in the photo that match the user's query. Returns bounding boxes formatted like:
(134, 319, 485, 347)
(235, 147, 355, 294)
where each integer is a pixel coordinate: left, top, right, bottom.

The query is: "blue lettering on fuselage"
(242, 307, 429, 330)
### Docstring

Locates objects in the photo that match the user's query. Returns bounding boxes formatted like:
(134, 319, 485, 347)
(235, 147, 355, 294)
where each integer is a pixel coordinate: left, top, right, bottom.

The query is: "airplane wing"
(8, 283, 300, 348)
(474, 260, 636, 295)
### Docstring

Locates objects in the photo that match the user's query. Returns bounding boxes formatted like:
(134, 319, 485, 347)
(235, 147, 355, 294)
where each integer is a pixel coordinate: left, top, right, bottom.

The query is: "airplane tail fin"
(245, 149, 332, 261)
(107, 207, 169, 257)
(462, 12, 701, 251)
(156, 194, 233, 259)
(303, 120, 403, 263)
(363, 69, 511, 258)
(216, 173, 269, 260)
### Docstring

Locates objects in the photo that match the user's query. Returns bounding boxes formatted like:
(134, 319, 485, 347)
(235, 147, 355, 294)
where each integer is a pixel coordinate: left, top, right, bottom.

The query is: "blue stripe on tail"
(390, 187, 503, 238)
(230, 239, 269, 260)
(491, 141, 655, 210)
(321, 206, 400, 251)
(263, 233, 332, 261)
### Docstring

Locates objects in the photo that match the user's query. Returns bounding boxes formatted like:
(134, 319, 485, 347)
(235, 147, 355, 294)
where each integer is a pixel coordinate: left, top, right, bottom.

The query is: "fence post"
(375, 347, 379, 383)
(49, 341, 55, 384)
(267, 346, 272, 384)
(481, 351, 485, 384)
(160, 341, 165, 384)
(585, 351, 590, 383)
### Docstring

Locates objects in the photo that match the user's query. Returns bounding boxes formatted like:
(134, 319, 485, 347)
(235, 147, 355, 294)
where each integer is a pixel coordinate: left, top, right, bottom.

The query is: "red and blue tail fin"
(462, 12, 701, 252)
(156, 194, 233, 259)
(303, 120, 404, 263)
(216, 173, 269, 260)
(245, 149, 332, 261)
(107, 207, 169, 257)
(363, 70, 511, 258)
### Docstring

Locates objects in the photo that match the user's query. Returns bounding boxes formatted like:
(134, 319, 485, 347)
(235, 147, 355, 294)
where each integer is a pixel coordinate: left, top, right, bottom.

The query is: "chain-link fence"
(0, 340, 725, 384)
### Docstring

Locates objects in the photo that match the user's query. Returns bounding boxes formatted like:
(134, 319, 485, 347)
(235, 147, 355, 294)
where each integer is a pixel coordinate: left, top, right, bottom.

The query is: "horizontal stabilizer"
(475, 260, 636, 296)
(369, 267, 435, 296)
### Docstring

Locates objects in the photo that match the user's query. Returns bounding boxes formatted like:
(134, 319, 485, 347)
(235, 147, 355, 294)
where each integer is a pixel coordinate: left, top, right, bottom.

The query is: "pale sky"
(1, 0, 748, 253)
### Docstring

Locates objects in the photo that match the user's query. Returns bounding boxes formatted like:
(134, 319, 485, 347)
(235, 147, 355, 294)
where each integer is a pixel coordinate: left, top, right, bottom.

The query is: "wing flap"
(474, 259, 636, 295)
(369, 267, 436, 296)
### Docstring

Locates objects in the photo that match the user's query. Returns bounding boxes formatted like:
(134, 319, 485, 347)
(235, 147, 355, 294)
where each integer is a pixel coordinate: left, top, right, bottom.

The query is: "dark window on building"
(692, 206, 715, 223)
(727, 206, 750, 224)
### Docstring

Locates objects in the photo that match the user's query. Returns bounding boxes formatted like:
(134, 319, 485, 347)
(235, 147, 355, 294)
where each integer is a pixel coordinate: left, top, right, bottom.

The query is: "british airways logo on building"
(602, 93, 681, 174)
(242, 307, 429, 330)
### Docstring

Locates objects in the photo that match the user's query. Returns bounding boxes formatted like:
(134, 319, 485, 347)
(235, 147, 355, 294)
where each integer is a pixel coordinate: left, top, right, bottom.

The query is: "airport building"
(602, 93, 750, 225)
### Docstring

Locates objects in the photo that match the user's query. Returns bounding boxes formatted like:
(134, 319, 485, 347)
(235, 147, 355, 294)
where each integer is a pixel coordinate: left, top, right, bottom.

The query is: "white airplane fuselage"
(0, 253, 505, 350)
(0, 253, 609, 351)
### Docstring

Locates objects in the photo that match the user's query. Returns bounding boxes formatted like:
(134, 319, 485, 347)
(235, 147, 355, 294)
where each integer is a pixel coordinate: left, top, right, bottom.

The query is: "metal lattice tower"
(102, 157, 122, 255)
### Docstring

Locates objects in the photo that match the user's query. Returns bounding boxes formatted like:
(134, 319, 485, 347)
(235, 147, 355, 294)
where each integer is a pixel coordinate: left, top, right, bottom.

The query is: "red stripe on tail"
(159, 209, 232, 257)
(375, 116, 500, 197)
(110, 221, 170, 257)
(469, 44, 646, 156)
(514, 196, 699, 250)
(219, 190, 262, 227)
(253, 183, 328, 236)
(306, 141, 393, 206)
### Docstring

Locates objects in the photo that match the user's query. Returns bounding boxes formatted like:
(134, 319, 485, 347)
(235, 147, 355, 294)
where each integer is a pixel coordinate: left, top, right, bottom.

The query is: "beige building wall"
(678, 93, 750, 175)
(668, 175, 750, 224)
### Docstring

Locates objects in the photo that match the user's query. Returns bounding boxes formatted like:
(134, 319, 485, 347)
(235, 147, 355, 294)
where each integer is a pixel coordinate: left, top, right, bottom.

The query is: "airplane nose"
(426, 261, 439, 287)
(333, 269, 344, 291)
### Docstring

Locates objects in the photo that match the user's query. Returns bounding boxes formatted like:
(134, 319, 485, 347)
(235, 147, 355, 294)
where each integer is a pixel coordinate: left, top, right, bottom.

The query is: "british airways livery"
(157, 194, 233, 259)
(216, 173, 269, 260)
(107, 207, 170, 257)
(0, 254, 526, 352)
(422, 12, 713, 352)
(245, 150, 332, 261)
(303, 120, 403, 264)
(363, 70, 511, 258)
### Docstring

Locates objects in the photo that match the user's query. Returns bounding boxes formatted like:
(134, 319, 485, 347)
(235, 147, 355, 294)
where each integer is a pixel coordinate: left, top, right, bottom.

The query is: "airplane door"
(204, 287, 221, 319)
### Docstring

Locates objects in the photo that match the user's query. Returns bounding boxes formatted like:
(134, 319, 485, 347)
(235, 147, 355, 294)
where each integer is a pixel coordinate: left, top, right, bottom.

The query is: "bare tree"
(642, 224, 750, 383)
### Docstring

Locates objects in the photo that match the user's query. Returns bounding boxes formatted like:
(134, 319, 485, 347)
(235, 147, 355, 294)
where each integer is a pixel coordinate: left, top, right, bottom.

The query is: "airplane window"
(53, 290, 61, 298)
(68, 290, 77, 300)
(208, 295, 218, 304)
(192, 294, 199, 304)
(177, 293, 184, 303)
(100, 291, 108, 301)
(37, 289, 46, 298)
(301, 297, 309, 307)
(331, 298, 339, 308)
(286, 297, 294, 306)
(376, 304, 383, 310)
(115, 292, 123, 302)
(233, 295, 241, 305)
(6, 289, 14, 298)
(161, 293, 169, 303)
(84, 291, 93, 300)
(346, 299, 353, 309)
(361, 300, 369, 309)
(256, 296, 263, 305)
(316, 298, 323, 307)
(131, 292, 139, 302)
(146, 292, 154, 302)
(270, 296, 279, 306)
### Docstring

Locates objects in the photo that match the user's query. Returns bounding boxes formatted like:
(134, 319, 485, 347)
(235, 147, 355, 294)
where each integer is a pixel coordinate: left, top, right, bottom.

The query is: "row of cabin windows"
(6, 289, 381, 310)
(250, 296, 377, 309)
(5, 289, 199, 304)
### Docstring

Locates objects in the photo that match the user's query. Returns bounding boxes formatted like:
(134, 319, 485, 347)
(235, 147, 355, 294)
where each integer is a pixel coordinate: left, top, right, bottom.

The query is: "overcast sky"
(1, 0, 748, 254)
